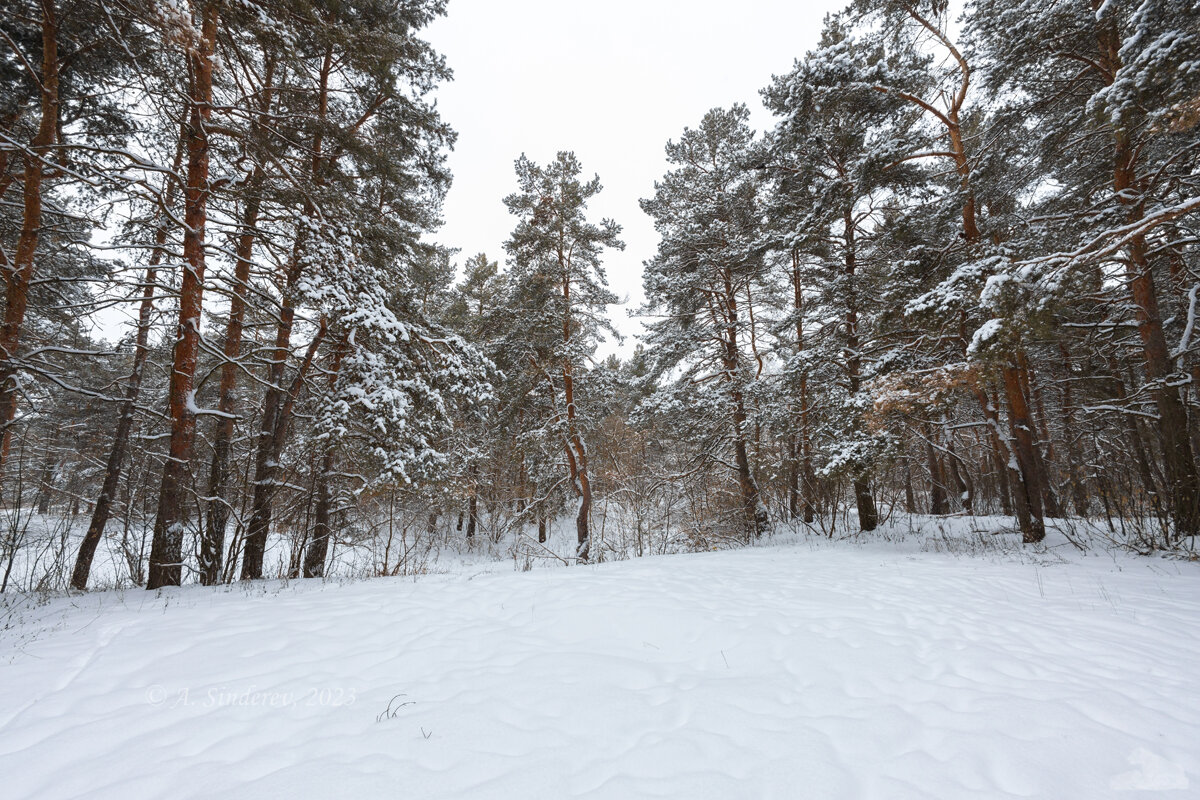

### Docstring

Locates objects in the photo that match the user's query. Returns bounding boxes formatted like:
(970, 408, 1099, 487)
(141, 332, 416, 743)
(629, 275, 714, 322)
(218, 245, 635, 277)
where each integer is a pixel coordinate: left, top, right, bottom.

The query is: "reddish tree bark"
(1093, 0, 1200, 539)
(0, 1, 59, 478)
(147, 2, 218, 590)
(558, 230, 600, 560)
(875, 6, 1040, 528)
(1001, 362, 1046, 543)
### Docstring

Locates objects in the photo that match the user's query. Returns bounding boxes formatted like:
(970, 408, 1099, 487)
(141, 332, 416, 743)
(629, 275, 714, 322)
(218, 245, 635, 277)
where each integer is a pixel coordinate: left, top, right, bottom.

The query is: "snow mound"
(2, 543, 1198, 799)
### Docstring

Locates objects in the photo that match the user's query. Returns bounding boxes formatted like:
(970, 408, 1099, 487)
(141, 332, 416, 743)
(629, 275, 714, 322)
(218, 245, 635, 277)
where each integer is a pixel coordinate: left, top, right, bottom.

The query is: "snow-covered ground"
(2, 532, 1198, 798)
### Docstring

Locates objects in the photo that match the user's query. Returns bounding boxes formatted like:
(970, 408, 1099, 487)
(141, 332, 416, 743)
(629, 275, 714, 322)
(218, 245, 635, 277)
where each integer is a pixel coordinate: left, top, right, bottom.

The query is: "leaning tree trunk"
(200, 185, 259, 584)
(147, 3, 218, 590)
(302, 445, 335, 579)
(71, 274, 155, 590)
(72, 112, 187, 590)
(238, 254, 302, 580)
(72, 185, 181, 588)
(947, 437, 973, 514)
(240, 320, 325, 580)
(240, 47, 333, 580)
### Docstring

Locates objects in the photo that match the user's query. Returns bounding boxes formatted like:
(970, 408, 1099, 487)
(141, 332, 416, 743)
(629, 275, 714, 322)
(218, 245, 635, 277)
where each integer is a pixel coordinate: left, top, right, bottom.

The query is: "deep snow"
(2, 535, 1198, 799)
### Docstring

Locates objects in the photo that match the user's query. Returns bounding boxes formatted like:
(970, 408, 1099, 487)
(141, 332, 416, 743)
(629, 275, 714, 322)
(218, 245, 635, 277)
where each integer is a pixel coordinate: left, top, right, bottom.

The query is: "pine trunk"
(925, 424, 947, 516)
(201, 61, 274, 585)
(74, 108, 187, 589)
(1020, 357, 1063, 518)
(240, 321, 325, 579)
(1107, 358, 1166, 523)
(0, 2, 58, 479)
(72, 222, 172, 590)
(973, 382, 1014, 516)
(1058, 347, 1090, 517)
(723, 271, 766, 538)
(241, 49, 332, 579)
(843, 212, 876, 531)
(466, 464, 478, 539)
(1001, 362, 1046, 543)
(791, 250, 815, 523)
(147, 3, 218, 589)
(302, 336, 343, 579)
(302, 447, 335, 579)
(561, 250, 595, 561)
(1096, 2, 1200, 539)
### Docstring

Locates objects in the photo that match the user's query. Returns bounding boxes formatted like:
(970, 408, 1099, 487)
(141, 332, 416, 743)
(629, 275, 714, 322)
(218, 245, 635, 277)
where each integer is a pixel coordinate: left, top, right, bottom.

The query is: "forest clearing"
(2, 0, 1199, 795)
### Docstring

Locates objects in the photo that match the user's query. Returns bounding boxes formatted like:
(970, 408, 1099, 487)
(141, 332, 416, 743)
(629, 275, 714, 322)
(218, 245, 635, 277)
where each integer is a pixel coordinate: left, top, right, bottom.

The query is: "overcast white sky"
(424, 0, 844, 355)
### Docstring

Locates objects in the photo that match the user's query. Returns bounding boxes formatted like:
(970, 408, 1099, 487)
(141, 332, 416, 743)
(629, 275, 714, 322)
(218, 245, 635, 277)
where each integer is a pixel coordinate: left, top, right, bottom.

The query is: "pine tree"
(145, 0, 221, 589)
(504, 152, 624, 562)
(234, 0, 456, 581)
(967, 0, 1200, 541)
(762, 20, 924, 531)
(640, 106, 769, 538)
